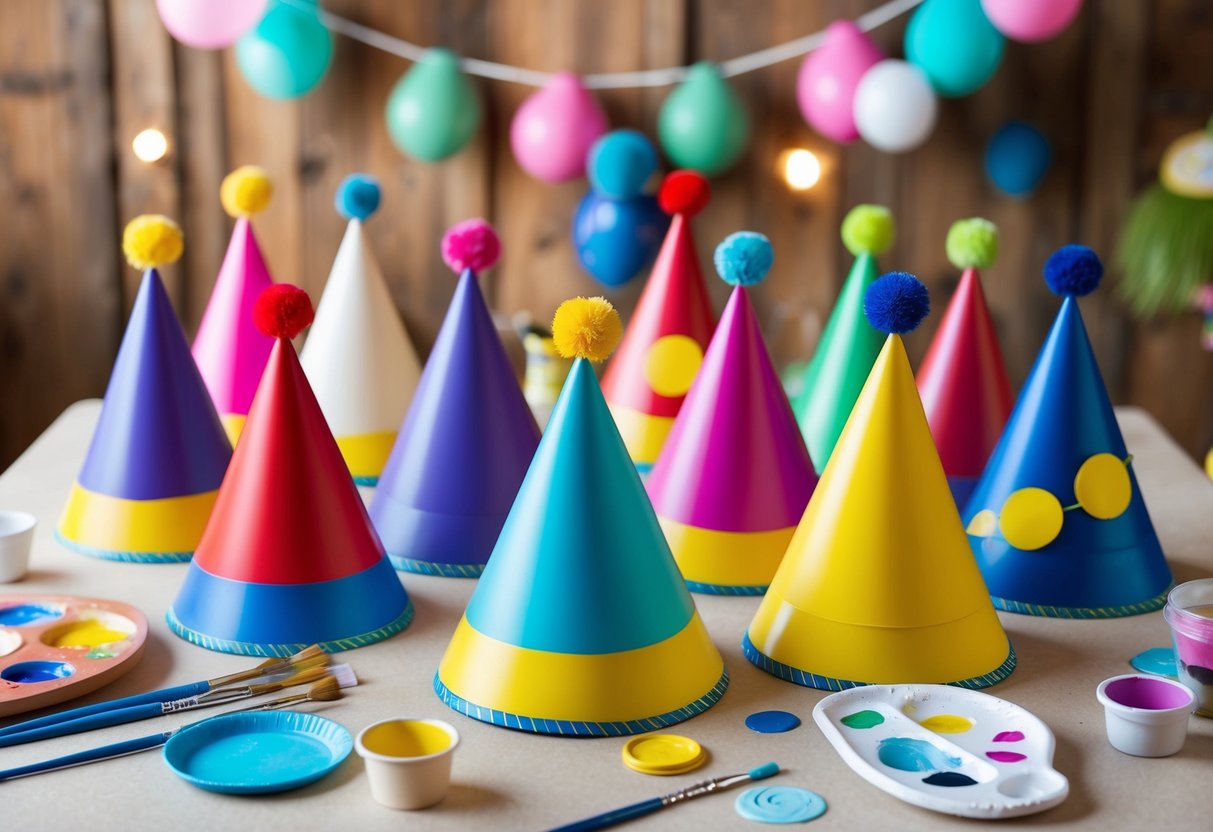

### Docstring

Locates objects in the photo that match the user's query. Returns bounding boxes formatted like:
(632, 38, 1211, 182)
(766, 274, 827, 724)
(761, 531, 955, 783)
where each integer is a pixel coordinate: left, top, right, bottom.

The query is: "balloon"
(797, 21, 883, 144)
(157, 0, 267, 49)
(905, 0, 1005, 97)
(386, 48, 481, 162)
(572, 193, 668, 287)
(511, 73, 609, 182)
(658, 62, 749, 176)
(587, 130, 659, 200)
(853, 60, 938, 153)
(985, 121, 1052, 197)
(981, 0, 1082, 42)
(235, 0, 331, 100)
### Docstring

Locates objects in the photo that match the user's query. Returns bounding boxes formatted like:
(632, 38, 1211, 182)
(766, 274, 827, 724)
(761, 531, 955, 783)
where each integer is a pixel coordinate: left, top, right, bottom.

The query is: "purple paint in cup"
(1095, 674, 1194, 757)
(1164, 579, 1213, 717)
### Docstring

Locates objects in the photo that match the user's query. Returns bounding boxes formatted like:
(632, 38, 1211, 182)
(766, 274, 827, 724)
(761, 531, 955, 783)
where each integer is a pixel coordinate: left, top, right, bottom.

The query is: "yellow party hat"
(744, 273, 1014, 690)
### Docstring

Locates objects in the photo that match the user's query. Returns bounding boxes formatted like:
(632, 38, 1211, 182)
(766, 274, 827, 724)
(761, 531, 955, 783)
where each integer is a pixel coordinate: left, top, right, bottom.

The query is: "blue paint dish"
(745, 710, 802, 734)
(0, 604, 65, 627)
(1, 661, 76, 683)
(877, 737, 961, 773)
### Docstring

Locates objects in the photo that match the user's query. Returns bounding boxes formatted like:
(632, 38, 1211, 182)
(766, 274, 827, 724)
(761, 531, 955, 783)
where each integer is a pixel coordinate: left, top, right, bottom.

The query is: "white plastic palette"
(813, 684, 1068, 819)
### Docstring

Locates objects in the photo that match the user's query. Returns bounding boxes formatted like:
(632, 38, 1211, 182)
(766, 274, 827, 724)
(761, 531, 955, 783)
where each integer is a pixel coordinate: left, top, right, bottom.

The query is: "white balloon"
(853, 60, 938, 153)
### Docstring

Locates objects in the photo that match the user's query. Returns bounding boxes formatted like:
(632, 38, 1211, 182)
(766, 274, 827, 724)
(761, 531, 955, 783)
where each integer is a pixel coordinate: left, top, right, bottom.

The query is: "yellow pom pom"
(220, 165, 273, 217)
(122, 214, 184, 270)
(552, 297, 623, 362)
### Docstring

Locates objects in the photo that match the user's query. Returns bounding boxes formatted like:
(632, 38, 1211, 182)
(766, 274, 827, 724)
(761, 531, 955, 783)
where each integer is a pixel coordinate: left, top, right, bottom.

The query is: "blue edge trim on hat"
(433, 668, 730, 737)
(685, 580, 768, 597)
(55, 528, 192, 564)
(165, 601, 415, 657)
(741, 632, 1018, 691)
(389, 555, 485, 578)
(991, 588, 1169, 619)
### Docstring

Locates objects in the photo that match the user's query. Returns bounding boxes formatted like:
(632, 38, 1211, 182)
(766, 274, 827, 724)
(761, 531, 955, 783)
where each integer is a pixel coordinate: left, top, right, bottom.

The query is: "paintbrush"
(0, 644, 326, 738)
(0, 676, 344, 783)
(547, 762, 781, 832)
(0, 663, 355, 747)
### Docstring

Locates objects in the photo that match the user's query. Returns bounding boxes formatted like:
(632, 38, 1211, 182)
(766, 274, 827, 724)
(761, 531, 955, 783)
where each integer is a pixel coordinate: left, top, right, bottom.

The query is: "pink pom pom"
(441, 219, 501, 274)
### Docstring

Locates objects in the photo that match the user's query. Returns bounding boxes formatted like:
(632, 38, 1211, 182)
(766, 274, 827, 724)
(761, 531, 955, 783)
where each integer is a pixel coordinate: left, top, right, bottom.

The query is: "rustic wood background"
(1, 0, 1211, 470)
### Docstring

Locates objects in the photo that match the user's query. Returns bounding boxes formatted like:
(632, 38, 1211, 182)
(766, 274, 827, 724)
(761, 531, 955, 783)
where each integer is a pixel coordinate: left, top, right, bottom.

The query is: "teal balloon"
(235, 0, 332, 100)
(386, 48, 481, 162)
(658, 62, 749, 177)
(905, 0, 1005, 97)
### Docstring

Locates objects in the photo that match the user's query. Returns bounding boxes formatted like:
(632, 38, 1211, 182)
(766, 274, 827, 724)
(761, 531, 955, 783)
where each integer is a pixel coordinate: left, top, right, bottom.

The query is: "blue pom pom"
(864, 272, 930, 334)
(714, 232, 773, 287)
(1043, 244, 1103, 297)
(335, 174, 381, 221)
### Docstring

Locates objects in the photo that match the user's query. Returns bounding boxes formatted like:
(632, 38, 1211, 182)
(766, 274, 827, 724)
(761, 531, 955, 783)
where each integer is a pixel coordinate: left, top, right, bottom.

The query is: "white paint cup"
(355, 717, 459, 810)
(1096, 674, 1194, 757)
(0, 512, 36, 583)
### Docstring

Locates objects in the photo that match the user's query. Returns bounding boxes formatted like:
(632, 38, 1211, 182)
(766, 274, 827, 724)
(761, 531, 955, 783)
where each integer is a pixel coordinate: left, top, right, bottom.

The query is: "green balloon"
(386, 48, 481, 162)
(235, 0, 332, 101)
(658, 62, 749, 177)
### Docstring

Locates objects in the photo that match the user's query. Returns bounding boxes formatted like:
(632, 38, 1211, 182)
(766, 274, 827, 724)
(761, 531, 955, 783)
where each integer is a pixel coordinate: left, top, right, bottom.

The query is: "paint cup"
(1164, 579, 1213, 717)
(355, 717, 460, 810)
(0, 511, 36, 583)
(1095, 674, 1194, 757)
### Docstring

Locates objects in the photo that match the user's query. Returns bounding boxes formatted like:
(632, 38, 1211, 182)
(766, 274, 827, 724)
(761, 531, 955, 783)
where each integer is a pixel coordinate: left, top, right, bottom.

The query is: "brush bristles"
(308, 677, 342, 702)
(329, 664, 359, 689)
(289, 645, 326, 665)
(248, 666, 330, 696)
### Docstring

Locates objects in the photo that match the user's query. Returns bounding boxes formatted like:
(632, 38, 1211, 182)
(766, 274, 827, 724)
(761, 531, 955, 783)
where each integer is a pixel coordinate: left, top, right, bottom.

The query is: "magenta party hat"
(648, 232, 817, 594)
(58, 216, 232, 563)
(368, 220, 541, 577)
(192, 166, 276, 444)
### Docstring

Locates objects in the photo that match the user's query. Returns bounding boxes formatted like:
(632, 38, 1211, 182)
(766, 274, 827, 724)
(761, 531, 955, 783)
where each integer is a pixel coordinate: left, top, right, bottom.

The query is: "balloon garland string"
(279, 0, 925, 89)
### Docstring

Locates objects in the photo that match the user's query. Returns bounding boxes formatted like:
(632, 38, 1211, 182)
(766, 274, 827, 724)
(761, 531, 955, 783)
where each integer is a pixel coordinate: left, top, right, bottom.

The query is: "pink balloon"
(510, 73, 609, 183)
(981, 0, 1082, 43)
(797, 21, 884, 144)
(157, 0, 268, 50)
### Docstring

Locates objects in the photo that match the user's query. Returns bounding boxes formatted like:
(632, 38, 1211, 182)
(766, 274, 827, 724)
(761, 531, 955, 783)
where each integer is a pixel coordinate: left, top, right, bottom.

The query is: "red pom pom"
(253, 284, 314, 339)
(658, 170, 710, 218)
(441, 219, 501, 274)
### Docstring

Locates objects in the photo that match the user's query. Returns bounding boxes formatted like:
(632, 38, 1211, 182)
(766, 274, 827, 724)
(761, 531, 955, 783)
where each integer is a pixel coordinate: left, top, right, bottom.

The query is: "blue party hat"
(963, 246, 1172, 617)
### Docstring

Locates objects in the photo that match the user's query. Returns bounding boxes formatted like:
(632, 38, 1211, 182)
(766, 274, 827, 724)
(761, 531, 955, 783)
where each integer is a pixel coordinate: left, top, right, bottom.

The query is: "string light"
(132, 128, 169, 163)
(780, 149, 822, 191)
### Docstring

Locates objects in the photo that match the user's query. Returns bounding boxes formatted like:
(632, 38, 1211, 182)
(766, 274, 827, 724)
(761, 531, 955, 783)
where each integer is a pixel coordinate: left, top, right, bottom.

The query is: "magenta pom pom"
(441, 219, 501, 275)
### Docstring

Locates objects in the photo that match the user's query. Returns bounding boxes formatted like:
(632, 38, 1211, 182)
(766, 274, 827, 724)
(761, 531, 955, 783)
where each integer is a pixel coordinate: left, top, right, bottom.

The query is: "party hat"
(192, 166, 277, 443)
(58, 216, 231, 563)
(168, 285, 412, 656)
(435, 298, 728, 735)
(648, 233, 817, 594)
(791, 205, 894, 472)
(917, 219, 1014, 506)
(369, 221, 540, 577)
(601, 171, 716, 472)
(300, 175, 422, 485)
(963, 246, 1172, 618)
(746, 273, 1015, 690)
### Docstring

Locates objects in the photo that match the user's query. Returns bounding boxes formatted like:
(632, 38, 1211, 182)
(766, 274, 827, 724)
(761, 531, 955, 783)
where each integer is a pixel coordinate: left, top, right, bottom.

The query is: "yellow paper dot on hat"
(1074, 453, 1132, 520)
(999, 487, 1064, 551)
(966, 509, 998, 538)
(643, 335, 703, 398)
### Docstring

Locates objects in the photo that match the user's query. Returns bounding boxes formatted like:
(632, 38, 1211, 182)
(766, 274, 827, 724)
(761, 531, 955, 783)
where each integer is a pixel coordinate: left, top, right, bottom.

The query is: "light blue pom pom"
(714, 231, 773, 286)
(335, 174, 381, 222)
(864, 272, 930, 334)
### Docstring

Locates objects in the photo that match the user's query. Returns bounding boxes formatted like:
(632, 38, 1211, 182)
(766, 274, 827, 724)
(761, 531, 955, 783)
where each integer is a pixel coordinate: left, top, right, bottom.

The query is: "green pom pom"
(946, 218, 999, 270)
(841, 205, 895, 257)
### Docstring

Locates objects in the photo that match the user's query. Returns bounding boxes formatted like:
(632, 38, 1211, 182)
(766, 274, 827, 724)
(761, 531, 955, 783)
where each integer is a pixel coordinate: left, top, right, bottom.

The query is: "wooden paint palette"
(0, 595, 148, 717)
(813, 684, 1068, 819)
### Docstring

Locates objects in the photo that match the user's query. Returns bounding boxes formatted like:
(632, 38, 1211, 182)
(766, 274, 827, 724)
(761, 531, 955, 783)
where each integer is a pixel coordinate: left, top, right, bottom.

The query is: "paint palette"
(813, 684, 1068, 819)
(0, 595, 148, 717)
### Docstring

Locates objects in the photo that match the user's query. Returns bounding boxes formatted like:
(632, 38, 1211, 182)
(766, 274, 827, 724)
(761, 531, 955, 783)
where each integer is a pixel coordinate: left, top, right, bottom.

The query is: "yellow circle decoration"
(1074, 453, 1132, 520)
(999, 487, 1064, 551)
(643, 335, 704, 398)
(966, 509, 998, 538)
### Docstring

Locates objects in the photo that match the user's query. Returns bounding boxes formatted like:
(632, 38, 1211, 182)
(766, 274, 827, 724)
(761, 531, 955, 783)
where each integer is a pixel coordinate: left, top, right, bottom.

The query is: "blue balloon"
(587, 130, 659, 200)
(236, 0, 332, 100)
(905, 0, 1004, 97)
(985, 121, 1052, 197)
(572, 192, 669, 287)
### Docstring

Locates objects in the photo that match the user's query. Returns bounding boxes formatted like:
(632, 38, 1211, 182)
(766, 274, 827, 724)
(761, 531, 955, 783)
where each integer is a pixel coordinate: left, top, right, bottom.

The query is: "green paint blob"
(386, 49, 481, 162)
(657, 62, 749, 177)
(840, 709, 885, 729)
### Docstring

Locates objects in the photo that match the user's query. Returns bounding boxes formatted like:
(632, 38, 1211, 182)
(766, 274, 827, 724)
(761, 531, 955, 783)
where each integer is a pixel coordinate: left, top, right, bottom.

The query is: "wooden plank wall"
(1, 0, 1211, 469)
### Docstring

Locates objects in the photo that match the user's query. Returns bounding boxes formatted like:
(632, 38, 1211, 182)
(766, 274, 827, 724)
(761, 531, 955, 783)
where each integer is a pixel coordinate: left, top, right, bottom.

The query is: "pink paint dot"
(992, 730, 1025, 743)
(986, 750, 1027, 763)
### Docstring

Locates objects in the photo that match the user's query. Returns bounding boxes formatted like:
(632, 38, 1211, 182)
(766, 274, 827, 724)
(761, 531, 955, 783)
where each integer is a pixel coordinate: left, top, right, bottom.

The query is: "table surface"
(1, 401, 1211, 831)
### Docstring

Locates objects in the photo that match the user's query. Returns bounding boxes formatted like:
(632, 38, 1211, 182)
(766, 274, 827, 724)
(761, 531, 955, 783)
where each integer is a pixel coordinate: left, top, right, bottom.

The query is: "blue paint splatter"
(877, 737, 961, 772)
(745, 710, 801, 734)
(1130, 647, 1177, 677)
(922, 772, 978, 787)
(0, 604, 63, 627)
